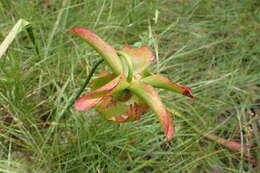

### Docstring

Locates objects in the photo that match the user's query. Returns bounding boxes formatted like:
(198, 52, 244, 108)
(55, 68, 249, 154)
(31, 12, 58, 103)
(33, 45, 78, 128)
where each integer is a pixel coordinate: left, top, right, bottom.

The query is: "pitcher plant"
(70, 27, 193, 141)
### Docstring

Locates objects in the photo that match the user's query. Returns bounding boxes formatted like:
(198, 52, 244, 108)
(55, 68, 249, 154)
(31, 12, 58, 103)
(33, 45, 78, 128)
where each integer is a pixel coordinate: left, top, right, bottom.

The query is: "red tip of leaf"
(163, 110, 175, 141)
(225, 141, 243, 152)
(166, 122, 175, 141)
(69, 27, 97, 39)
(183, 87, 194, 98)
(206, 134, 251, 153)
(225, 141, 250, 153)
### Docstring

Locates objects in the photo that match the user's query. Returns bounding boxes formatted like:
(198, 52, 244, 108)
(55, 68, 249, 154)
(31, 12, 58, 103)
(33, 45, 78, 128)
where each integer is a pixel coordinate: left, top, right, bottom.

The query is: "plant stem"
(67, 59, 104, 111)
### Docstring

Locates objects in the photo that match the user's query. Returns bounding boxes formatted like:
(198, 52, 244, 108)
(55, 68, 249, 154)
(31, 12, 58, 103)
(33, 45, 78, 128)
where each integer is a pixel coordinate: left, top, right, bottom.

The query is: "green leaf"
(25, 25, 40, 57)
(141, 74, 193, 98)
(70, 27, 123, 75)
(120, 45, 154, 74)
(128, 82, 175, 141)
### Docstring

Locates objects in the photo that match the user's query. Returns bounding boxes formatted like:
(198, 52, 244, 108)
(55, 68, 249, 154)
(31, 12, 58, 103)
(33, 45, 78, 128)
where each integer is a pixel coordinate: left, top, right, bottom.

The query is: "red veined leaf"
(129, 82, 175, 141)
(141, 74, 193, 98)
(120, 45, 154, 74)
(70, 27, 123, 75)
(74, 75, 122, 111)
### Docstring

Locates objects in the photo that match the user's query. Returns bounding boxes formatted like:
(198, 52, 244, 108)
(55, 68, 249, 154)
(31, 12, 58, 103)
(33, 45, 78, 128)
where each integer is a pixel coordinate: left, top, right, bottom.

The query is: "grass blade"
(0, 19, 29, 59)
(25, 25, 40, 57)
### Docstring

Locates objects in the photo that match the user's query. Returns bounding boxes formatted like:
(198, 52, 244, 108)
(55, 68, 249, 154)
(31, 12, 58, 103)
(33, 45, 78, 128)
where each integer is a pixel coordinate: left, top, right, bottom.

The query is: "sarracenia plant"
(70, 27, 193, 141)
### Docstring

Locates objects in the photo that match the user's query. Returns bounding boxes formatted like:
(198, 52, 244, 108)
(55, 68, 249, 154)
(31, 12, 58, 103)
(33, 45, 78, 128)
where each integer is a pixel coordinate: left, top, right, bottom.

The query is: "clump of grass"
(0, 0, 259, 172)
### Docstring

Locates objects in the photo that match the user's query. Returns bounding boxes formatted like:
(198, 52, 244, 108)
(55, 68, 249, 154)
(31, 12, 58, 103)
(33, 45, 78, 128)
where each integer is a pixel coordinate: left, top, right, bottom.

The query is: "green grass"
(0, 0, 260, 172)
